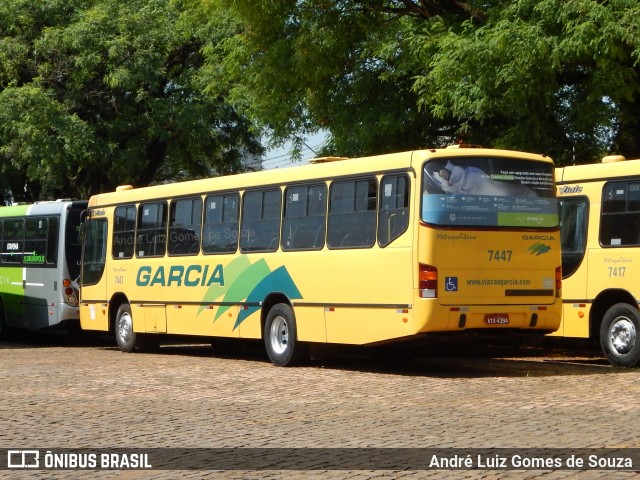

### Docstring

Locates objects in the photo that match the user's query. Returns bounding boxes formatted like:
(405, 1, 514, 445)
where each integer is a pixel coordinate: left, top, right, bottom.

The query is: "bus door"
(80, 215, 110, 331)
(555, 195, 590, 337)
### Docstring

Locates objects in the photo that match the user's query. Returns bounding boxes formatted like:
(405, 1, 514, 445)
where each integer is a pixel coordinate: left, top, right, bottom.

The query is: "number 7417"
(608, 266, 626, 277)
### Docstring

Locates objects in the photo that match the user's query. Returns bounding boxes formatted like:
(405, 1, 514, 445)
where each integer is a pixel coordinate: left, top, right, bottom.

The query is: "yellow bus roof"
(89, 147, 553, 207)
(556, 156, 640, 184)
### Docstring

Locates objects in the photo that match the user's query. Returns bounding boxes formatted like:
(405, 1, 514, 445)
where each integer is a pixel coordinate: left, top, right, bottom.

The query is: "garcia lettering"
(522, 235, 556, 241)
(136, 264, 224, 287)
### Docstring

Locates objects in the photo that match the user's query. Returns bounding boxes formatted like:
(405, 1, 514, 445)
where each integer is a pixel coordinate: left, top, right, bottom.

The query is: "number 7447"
(487, 250, 512, 262)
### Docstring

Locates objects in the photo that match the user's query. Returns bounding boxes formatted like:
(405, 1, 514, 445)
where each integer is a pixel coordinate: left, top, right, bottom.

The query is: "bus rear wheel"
(264, 303, 307, 367)
(115, 303, 137, 353)
(600, 303, 640, 367)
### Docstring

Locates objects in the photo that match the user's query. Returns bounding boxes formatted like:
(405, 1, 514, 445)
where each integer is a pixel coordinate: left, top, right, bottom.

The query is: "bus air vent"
(309, 157, 350, 164)
(602, 155, 626, 163)
(445, 144, 483, 149)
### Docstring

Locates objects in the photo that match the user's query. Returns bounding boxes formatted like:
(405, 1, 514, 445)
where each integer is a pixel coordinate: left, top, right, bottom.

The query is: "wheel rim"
(269, 315, 289, 355)
(608, 316, 637, 355)
(117, 312, 133, 344)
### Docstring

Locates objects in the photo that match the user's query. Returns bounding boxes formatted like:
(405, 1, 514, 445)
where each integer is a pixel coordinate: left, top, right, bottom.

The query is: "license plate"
(485, 314, 509, 325)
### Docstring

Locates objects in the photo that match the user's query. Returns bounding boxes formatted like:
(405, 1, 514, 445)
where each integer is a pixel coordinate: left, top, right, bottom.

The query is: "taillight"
(419, 263, 438, 298)
(63, 278, 79, 306)
(555, 266, 562, 298)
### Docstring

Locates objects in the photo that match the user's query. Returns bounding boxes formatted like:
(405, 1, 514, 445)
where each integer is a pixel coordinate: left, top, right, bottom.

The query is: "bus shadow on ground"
(132, 337, 622, 379)
(0, 329, 113, 349)
(306, 347, 618, 379)
(0, 331, 626, 378)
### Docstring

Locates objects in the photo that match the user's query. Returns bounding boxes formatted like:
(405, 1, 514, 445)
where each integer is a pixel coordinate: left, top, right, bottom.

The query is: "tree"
(200, 1, 461, 158)
(0, 0, 262, 202)
(413, 0, 640, 165)
(202, 0, 640, 165)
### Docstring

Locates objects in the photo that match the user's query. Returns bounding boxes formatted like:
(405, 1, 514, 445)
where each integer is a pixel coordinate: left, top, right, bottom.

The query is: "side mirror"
(78, 210, 88, 243)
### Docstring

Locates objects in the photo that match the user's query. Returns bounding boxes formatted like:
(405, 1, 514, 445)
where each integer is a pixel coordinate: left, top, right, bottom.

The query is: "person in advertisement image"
(436, 161, 538, 197)
(422, 157, 558, 228)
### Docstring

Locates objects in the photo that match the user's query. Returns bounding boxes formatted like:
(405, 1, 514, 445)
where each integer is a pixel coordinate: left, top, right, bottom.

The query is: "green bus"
(0, 200, 87, 334)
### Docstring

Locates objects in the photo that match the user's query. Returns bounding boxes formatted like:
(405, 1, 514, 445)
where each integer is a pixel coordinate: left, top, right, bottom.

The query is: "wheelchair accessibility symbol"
(445, 277, 458, 292)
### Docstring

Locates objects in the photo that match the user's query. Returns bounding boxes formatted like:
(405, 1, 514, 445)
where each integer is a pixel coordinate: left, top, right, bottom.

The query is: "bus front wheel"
(600, 303, 640, 367)
(115, 303, 137, 353)
(264, 303, 307, 367)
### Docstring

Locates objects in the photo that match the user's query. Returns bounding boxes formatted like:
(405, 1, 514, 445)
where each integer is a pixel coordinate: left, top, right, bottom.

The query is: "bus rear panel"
(416, 152, 561, 336)
(0, 200, 86, 332)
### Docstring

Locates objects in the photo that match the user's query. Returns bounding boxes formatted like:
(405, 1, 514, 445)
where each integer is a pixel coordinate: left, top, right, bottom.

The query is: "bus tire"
(115, 303, 137, 353)
(600, 303, 640, 367)
(264, 303, 307, 367)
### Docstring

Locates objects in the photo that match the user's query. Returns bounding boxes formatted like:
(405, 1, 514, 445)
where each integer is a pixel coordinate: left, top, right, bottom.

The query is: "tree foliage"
(202, 0, 455, 158)
(203, 0, 640, 165)
(414, 0, 640, 165)
(0, 0, 262, 202)
(2, 0, 639, 200)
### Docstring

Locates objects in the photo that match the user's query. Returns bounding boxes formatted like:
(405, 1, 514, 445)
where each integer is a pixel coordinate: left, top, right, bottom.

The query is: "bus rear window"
(421, 156, 558, 228)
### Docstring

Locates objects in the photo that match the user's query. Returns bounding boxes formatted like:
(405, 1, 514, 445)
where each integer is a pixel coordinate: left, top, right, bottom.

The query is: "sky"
(262, 131, 327, 170)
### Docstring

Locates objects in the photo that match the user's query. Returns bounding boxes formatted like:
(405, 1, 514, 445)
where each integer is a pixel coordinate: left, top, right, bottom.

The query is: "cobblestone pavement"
(1, 331, 639, 480)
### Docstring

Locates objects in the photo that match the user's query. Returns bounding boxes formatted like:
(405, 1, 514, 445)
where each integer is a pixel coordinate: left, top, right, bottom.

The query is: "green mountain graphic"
(198, 257, 302, 330)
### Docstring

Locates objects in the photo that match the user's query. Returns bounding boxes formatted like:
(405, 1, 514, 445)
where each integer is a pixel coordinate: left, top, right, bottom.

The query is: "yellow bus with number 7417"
(79, 146, 562, 366)
(556, 154, 640, 367)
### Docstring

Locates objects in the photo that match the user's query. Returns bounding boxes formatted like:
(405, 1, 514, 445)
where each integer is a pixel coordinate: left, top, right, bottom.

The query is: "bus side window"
(602, 182, 626, 213)
(2, 218, 25, 264)
(328, 178, 376, 249)
(378, 174, 409, 247)
(203, 193, 239, 254)
(113, 206, 136, 259)
(601, 181, 640, 247)
(24, 217, 49, 266)
(240, 189, 282, 253)
(602, 213, 640, 247)
(46, 216, 59, 265)
(282, 183, 327, 251)
(168, 198, 202, 256)
(628, 183, 640, 245)
(136, 202, 167, 258)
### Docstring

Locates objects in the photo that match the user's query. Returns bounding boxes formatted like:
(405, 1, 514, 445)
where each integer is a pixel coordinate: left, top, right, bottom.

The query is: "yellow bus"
(556, 154, 640, 367)
(80, 147, 562, 366)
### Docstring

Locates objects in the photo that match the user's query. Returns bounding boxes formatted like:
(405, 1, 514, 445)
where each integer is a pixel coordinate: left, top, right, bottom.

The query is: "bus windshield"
(558, 197, 588, 278)
(422, 156, 558, 228)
